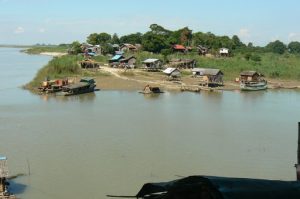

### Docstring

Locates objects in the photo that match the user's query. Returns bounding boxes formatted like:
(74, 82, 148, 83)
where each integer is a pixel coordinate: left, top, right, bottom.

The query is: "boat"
(58, 77, 96, 96)
(0, 156, 16, 199)
(139, 85, 164, 94)
(38, 79, 69, 94)
(240, 71, 268, 91)
(240, 80, 268, 91)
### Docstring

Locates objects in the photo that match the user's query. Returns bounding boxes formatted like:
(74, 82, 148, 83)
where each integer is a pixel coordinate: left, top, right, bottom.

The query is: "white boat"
(240, 80, 268, 91)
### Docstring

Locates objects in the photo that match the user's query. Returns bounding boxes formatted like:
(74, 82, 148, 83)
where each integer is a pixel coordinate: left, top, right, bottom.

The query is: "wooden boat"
(139, 85, 164, 94)
(58, 78, 96, 96)
(38, 79, 68, 94)
(240, 80, 268, 91)
(0, 156, 16, 199)
(240, 71, 268, 91)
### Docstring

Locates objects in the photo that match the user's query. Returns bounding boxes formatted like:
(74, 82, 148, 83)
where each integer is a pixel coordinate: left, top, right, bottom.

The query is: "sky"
(0, 0, 300, 46)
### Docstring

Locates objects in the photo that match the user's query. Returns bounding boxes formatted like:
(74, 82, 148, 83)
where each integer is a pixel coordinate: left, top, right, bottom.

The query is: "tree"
(87, 32, 111, 45)
(111, 33, 120, 44)
(288, 41, 300, 54)
(266, 40, 286, 54)
(232, 35, 244, 49)
(70, 41, 82, 54)
(120, 33, 143, 44)
(142, 32, 168, 53)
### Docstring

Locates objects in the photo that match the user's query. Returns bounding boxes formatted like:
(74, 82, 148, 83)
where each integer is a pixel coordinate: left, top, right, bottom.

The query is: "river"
(0, 48, 300, 199)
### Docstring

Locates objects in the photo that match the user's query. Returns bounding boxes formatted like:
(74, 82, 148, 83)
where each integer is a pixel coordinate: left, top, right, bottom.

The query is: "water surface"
(0, 48, 300, 199)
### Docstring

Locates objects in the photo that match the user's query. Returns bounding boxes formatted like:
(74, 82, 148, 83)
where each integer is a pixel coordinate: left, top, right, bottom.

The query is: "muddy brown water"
(1, 48, 300, 199)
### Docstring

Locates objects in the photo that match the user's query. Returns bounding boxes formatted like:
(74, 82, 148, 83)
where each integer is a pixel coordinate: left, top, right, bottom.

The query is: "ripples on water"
(0, 48, 300, 199)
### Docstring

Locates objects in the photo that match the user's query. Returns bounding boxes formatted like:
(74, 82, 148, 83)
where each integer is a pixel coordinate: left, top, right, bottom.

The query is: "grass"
(25, 55, 83, 89)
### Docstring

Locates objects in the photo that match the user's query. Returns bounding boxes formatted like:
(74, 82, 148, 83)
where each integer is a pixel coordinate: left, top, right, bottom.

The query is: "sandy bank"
(40, 52, 68, 57)
(91, 67, 300, 92)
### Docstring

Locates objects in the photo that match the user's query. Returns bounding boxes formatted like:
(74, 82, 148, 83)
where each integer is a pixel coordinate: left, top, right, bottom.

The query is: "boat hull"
(57, 85, 96, 96)
(240, 82, 268, 91)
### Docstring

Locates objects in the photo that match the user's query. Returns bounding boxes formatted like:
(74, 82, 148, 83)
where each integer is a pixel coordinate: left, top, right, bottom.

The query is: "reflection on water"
(1, 48, 300, 199)
(40, 92, 97, 102)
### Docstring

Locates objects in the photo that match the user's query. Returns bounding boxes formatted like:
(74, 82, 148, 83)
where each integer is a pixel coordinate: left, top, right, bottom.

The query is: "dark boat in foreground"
(58, 78, 96, 96)
(107, 123, 300, 199)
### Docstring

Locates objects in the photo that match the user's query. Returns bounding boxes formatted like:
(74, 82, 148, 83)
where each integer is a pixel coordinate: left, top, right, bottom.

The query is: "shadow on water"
(9, 180, 27, 195)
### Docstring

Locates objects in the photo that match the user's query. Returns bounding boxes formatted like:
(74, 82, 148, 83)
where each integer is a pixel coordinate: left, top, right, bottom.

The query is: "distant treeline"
(68, 24, 300, 56)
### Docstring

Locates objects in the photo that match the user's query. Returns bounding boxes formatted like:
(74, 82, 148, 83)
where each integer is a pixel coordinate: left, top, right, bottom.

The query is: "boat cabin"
(240, 71, 264, 82)
(141, 85, 163, 94)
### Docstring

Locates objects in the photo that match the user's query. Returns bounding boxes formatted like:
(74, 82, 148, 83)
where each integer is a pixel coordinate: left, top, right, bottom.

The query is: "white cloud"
(14, 27, 25, 34)
(238, 28, 250, 39)
(288, 32, 300, 41)
(38, 28, 46, 33)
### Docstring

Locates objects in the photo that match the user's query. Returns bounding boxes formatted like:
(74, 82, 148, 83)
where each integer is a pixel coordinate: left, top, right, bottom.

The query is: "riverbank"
(23, 50, 300, 92)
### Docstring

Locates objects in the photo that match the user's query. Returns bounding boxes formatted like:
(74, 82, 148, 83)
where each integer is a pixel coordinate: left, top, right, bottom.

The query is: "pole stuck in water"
(296, 122, 300, 181)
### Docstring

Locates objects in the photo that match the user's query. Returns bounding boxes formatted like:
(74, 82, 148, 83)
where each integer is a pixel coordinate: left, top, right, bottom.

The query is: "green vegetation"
(25, 55, 82, 88)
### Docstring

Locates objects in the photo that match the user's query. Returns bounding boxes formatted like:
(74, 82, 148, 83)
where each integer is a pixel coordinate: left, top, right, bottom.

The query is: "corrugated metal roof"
(110, 55, 123, 61)
(163, 68, 179, 75)
(173, 44, 186, 50)
(192, 68, 223, 76)
(143, 58, 159, 63)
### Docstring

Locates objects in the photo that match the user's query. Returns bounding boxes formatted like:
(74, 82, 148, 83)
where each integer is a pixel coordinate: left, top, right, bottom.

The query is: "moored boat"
(240, 71, 268, 91)
(240, 80, 268, 91)
(139, 85, 164, 94)
(58, 77, 96, 96)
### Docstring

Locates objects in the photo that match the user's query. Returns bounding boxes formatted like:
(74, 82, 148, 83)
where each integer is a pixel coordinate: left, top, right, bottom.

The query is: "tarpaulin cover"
(136, 175, 300, 199)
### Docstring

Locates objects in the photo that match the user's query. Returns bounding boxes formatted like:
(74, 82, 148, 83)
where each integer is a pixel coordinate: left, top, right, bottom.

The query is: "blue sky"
(0, 0, 300, 46)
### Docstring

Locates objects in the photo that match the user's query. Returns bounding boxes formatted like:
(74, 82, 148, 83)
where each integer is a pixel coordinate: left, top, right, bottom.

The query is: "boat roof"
(0, 156, 7, 161)
(136, 175, 300, 199)
(64, 82, 89, 89)
(240, 71, 260, 76)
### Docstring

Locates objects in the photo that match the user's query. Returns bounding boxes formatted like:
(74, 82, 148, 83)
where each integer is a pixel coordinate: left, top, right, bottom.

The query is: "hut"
(172, 44, 186, 53)
(120, 44, 138, 52)
(240, 71, 264, 83)
(169, 58, 196, 69)
(163, 68, 181, 80)
(192, 68, 224, 86)
(142, 59, 162, 71)
(109, 54, 125, 67)
(119, 56, 136, 69)
(219, 48, 229, 56)
(197, 45, 209, 55)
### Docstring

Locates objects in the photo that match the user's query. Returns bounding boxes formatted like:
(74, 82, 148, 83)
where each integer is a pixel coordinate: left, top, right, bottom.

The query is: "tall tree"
(120, 32, 143, 44)
(142, 32, 168, 53)
(288, 41, 300, 54)
(266, 40, 286, 54)
(111, 33, 120, 44)
(86, 32, 111, 45)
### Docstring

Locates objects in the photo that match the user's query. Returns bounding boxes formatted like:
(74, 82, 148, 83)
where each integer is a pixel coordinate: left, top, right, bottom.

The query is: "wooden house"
(192, 68, 224, 86)
(120, 43, 138, 52)
(142, 59, 162, 71)
(197, 45, 209, 55)
(119, 56, 136, 69)
(169, 58, 196, 69)
(163, 68, 181, 80)
(219, 48, 229, 56)
(109, 54, 125, 67)
(240, 71, 264, 83)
